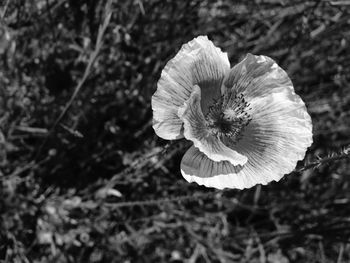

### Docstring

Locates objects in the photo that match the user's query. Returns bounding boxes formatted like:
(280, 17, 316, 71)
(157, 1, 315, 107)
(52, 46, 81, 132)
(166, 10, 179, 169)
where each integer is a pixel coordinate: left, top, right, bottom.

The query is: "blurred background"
(1, 0, 350, 262)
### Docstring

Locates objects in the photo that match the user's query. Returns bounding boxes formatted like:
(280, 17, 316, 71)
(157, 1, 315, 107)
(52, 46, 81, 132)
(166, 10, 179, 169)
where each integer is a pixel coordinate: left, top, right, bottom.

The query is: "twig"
(296, 150, 350, 172)
(2, 155, 50, 179)
(35, 0, 112, 158)
(329, 0, 350, 6)
(51, 2, 112, 130)
(1, 0, 10, 20)
(337, 244, 344, 263)
(15, 126, 48, 134)
(103, 192, 217, 208)
(102, 140, 185, 189)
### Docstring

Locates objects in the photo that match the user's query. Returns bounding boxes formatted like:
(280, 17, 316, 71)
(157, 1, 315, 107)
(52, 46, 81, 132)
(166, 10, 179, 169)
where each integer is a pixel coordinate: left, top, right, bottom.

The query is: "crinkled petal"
(178, 85, 247, 166)
(223, 53, 293, 101)
(152, 36, 230, 140)
(181, 87, 313, 190)
(181, 146, 246, 189)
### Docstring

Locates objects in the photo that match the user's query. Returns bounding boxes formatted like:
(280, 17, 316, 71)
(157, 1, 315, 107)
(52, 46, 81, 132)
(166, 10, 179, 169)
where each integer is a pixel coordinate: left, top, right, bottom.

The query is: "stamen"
(205, 90, 251, 142)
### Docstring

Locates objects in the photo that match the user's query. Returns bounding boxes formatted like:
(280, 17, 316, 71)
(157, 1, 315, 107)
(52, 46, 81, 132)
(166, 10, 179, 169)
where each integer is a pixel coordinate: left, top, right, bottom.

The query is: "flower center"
(205, 91, 251, 142)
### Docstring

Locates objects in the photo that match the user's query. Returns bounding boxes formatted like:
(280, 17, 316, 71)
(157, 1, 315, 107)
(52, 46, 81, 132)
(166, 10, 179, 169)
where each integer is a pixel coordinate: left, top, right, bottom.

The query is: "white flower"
(152, 36, 313, 189)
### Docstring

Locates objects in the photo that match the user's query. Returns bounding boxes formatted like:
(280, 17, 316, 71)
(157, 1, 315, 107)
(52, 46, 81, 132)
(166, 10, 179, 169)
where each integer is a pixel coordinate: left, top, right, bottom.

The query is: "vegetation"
(1, 0, 350, 262)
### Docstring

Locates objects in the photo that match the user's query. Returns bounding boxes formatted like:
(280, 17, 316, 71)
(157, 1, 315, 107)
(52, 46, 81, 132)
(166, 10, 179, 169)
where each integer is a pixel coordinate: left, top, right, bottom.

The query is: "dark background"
(1, 0, 350, 262)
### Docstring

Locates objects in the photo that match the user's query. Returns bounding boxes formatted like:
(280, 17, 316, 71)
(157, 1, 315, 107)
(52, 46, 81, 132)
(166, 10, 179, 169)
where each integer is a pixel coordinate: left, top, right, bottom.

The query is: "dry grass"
(1, 0, 350, 262)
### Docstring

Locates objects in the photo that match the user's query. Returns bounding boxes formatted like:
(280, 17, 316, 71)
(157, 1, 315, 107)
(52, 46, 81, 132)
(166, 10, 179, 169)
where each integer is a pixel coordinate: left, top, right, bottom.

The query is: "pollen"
(205, 90, 252, 142)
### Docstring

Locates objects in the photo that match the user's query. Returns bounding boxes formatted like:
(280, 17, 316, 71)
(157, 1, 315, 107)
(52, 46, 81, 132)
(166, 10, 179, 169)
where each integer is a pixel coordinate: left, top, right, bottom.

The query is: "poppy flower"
(152, 36, 313, 189)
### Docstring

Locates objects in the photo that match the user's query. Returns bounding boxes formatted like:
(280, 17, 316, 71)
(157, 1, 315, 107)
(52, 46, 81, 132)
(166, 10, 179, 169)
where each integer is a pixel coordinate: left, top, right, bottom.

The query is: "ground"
(0, 0, 350, 262)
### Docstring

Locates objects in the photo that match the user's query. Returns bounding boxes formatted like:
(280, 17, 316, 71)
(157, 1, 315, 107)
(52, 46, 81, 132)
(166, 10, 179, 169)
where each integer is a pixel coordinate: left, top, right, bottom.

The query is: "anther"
(205, 90, 252, 142)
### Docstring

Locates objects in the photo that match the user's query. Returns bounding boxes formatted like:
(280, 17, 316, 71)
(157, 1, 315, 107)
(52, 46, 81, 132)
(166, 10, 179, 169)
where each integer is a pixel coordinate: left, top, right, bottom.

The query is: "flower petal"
(152, 36, 230, 140)
(181, 146, 246, 189)
(223, 53, 292, 101)
(181, 87, 313, 190)
(178, 85, 247, 166)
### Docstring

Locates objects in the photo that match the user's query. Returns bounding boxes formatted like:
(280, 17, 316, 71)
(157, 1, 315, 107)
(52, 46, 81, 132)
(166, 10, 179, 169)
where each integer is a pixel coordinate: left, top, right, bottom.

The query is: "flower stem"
(297, 150, 350, 172)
